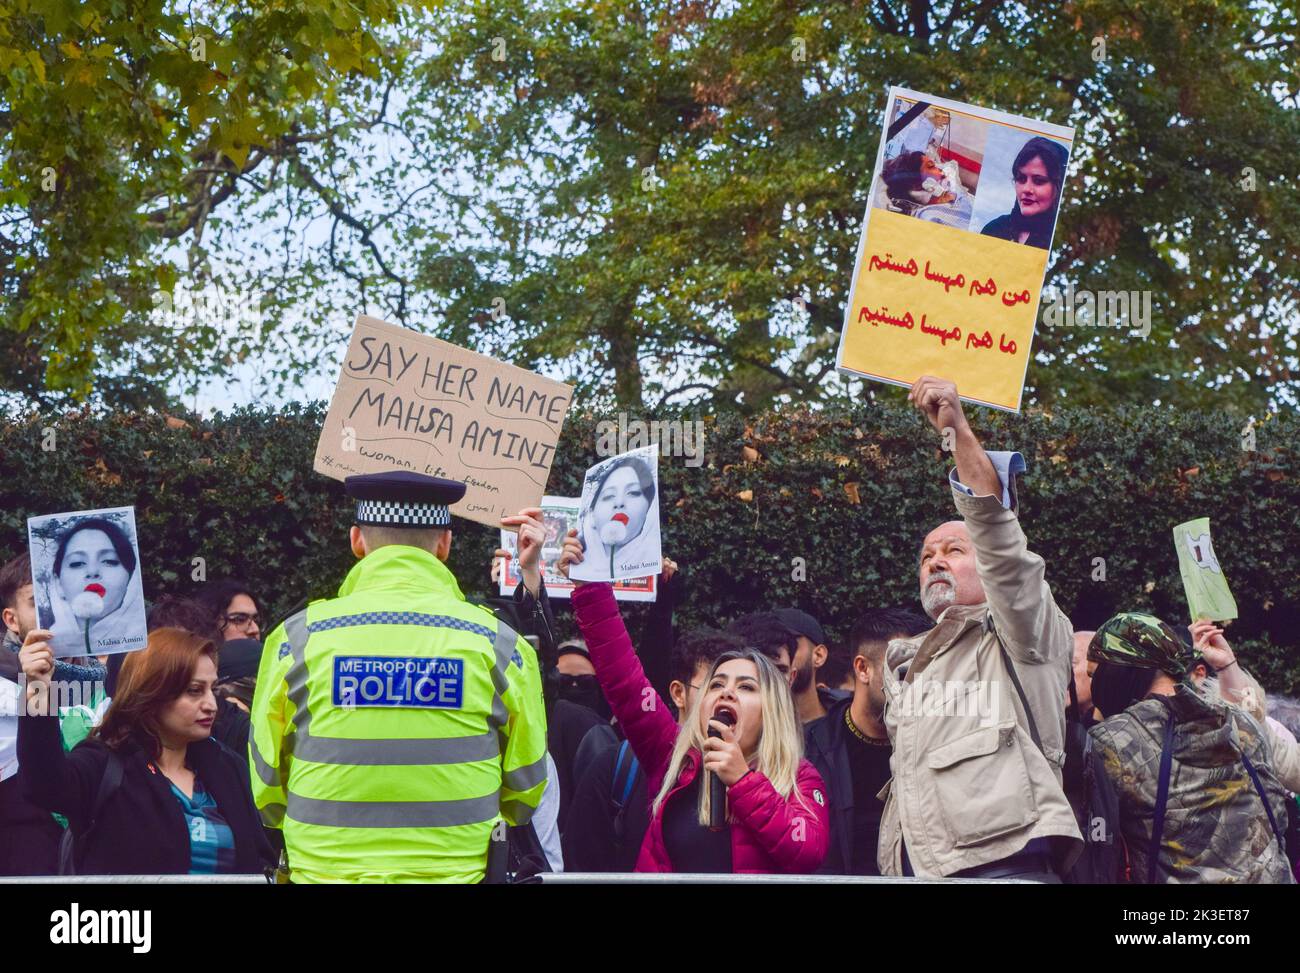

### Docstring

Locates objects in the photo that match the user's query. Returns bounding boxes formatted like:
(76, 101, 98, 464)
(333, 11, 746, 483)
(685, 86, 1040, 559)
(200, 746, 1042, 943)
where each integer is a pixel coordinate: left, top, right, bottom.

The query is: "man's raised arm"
(909, 375, 1068, 665)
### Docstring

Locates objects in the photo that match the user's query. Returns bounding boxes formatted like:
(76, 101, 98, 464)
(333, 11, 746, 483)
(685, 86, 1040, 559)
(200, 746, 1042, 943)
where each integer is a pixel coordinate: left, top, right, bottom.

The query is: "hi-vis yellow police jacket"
(249, 544, 548, 883)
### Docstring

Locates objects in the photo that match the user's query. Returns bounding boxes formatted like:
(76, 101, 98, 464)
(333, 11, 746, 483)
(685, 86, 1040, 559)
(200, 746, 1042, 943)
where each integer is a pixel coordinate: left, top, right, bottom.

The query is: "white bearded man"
(876, 376, 1082, 881)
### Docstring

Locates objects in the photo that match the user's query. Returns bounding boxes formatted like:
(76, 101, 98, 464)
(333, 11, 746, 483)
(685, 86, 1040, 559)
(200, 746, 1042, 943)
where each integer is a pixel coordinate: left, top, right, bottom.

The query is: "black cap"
(556, 641, 590, 660)
(773, 608, 827, 646)
(217, 638, 263, 682)
(344, 471, 466, 528)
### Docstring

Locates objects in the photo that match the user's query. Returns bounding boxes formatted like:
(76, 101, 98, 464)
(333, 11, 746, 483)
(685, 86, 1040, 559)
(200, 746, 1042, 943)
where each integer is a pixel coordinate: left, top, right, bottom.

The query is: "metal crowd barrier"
(537, 872, 1034, 884)
(1, 874, 271, 884)
(2, 872, 1031, 884)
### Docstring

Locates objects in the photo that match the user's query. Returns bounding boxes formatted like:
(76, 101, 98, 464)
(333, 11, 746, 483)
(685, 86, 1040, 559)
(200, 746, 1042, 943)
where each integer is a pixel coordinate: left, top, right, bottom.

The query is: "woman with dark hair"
(1086, 613, 1294, 884)
(17, 627, 273, 875)
(579, 456, 659, 579)
(45, 517, 143, 656)
(980, 136, 1068, 248)
(195, 579, 263, 643)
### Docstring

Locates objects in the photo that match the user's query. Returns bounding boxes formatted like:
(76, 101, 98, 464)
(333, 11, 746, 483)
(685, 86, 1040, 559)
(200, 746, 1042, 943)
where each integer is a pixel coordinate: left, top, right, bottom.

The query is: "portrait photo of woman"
(28, 507, 148, 657)
(977, 135, 1069, 249)
(570, 447, 663, 583)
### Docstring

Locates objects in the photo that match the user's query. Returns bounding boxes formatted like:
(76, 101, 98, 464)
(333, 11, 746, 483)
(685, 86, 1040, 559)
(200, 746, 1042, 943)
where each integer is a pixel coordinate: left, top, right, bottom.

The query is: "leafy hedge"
(1, 402, 1296, 693)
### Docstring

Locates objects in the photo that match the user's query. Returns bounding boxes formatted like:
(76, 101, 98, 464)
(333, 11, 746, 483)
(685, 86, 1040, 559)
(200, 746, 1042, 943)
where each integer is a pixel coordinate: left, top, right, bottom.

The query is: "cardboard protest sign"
(497, 496, 657, 602)
(314, 315, 574, 528)
(836, 88, 1075, 413)
(568, 445, 663, 583)
(1174, 517, 1238, 621)
(27, 506, 149, 657)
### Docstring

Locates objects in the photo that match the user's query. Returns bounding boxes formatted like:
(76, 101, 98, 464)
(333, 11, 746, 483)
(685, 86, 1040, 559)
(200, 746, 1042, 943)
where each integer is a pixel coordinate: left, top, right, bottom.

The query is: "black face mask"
(558, 674, 610, 719)
(1090, 661, 1158, 719)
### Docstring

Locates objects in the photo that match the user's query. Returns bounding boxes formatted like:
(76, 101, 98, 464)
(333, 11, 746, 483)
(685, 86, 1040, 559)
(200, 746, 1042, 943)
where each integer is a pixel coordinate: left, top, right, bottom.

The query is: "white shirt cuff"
(950, 451, 1025, 510)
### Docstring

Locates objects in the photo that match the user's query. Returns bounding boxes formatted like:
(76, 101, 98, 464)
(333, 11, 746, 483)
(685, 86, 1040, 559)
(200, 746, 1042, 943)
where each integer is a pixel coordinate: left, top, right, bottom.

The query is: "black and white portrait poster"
(27, 506, 148, 657)
(568, 445, 663, 583)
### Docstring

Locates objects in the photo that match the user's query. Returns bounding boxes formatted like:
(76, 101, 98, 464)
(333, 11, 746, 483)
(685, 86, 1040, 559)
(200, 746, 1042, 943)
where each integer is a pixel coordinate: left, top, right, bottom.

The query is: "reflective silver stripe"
(488, 621, 519, 734)
(295, 730, 499, 767)
(500, 799, 537, 828)
(260, 802, 287, 828)
(283, 610, 313, 737)
(490, 621, 520, 694)
(250, 741, 281, 787)
(286, 792, 500, 829)
(281, 608, 508, 769)
(489, 693, 509, 733)
(501, 754, 548, 794)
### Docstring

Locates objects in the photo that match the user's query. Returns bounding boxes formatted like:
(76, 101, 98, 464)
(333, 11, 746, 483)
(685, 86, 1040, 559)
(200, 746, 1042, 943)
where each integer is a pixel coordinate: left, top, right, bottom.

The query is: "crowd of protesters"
(0, 376, 1297, 883)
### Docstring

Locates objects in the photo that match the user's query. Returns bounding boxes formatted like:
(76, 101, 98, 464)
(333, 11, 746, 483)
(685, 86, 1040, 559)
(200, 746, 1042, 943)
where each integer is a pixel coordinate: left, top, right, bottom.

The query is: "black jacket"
(0, 775, 62, 875)
(18, 710, 273, 875)
(803, 692, 888, 875)
(211, 696, 251, 761)
(563, 723, 649, 872)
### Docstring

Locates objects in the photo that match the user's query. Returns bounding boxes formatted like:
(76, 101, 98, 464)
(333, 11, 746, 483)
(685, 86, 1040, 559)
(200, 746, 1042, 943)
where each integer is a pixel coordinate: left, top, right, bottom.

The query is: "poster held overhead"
(497, 496, 657, 602)
(314, 315, 574, 528)
(568, 445, 663, 583)
(26, 506, 149, 658)
(1173, 517, 1239, 622)
(836, 87, 1075, 413)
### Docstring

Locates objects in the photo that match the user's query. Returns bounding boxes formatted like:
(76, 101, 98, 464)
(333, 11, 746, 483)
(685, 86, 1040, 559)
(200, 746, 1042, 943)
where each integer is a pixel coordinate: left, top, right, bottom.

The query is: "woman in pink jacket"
(559, 532, 829, 873)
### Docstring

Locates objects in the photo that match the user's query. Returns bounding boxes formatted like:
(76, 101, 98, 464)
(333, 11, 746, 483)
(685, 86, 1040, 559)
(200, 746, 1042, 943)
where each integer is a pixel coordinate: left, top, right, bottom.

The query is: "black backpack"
(609, 740, 641, 856)
(58, 749, 123, 876)
(1064, 730, 1126, 883)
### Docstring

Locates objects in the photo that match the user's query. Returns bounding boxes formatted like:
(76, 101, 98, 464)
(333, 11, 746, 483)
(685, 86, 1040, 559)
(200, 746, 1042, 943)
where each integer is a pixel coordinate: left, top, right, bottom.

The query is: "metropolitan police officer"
(249, 472, 548, 883)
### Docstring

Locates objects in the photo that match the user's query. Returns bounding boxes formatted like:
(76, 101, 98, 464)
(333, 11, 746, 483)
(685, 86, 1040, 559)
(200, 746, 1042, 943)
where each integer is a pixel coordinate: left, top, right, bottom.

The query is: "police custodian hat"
(344, 471, 467, 528)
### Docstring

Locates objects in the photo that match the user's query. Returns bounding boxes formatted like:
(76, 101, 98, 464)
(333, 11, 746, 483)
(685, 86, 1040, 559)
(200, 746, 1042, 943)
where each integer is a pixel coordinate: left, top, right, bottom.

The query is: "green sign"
(1173, 517, 1238, 621)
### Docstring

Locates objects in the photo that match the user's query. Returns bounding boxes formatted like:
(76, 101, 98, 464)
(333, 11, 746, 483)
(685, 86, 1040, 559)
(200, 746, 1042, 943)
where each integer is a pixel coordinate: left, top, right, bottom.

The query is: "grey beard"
(922, 570, 957, 620)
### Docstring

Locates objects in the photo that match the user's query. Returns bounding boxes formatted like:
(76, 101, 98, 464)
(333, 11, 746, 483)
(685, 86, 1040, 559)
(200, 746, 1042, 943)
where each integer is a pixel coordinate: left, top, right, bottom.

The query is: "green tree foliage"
(3, 2, 1297, 414)
(0, 0, 419, 404)
(385, 0, 1299, 412)
(1, 403, 1295, 691)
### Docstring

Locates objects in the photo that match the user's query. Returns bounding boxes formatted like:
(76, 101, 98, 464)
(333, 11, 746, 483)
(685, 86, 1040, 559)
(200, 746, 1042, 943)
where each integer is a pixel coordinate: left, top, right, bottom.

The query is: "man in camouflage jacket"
(1088, 615, 1294, 884)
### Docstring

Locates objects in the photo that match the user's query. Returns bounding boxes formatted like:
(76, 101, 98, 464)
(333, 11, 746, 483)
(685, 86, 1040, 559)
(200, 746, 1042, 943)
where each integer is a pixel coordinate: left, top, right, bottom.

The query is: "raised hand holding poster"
(836, 88, 1074, 412)
(27, 507, 148, 657)
(567, 445, 663, 583)
(497, 496, 657, 601)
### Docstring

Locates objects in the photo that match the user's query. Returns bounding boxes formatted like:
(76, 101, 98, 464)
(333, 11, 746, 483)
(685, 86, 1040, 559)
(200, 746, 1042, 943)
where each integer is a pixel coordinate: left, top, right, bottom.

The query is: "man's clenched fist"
(908, 375, 968, 437)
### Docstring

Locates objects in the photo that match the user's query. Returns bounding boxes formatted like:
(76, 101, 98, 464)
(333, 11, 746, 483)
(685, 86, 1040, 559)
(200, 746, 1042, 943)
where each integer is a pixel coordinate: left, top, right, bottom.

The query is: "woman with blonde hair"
(559, 530, 829, 872)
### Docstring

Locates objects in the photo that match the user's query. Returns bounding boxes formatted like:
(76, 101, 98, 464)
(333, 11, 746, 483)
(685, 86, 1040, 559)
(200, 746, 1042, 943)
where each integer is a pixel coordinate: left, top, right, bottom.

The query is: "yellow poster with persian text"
(836, 88, 1075, 412)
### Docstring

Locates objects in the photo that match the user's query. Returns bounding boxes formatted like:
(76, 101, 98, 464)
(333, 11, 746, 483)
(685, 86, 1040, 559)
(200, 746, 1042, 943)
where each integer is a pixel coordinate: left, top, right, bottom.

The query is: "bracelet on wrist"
(1214, 659, 1238, 674)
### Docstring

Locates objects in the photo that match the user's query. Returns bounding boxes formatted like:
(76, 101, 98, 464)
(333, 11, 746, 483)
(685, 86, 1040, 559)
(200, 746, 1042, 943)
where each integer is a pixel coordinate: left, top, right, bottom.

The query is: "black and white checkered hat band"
(355, 500, 451, 528)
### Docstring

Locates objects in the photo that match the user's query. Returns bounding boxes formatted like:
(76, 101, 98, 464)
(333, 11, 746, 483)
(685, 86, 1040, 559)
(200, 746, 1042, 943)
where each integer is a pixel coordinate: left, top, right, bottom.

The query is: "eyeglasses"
(224, 612, 262, 628)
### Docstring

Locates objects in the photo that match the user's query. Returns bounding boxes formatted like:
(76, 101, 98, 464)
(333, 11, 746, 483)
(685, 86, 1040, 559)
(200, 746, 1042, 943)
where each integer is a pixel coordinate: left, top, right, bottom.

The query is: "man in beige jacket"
(877, 376, 1082, 880)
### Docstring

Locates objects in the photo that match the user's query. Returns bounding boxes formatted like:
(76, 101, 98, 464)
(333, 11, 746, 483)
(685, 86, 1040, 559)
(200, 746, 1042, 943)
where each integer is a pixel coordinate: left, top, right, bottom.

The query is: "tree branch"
(293, 157, 410, 322)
